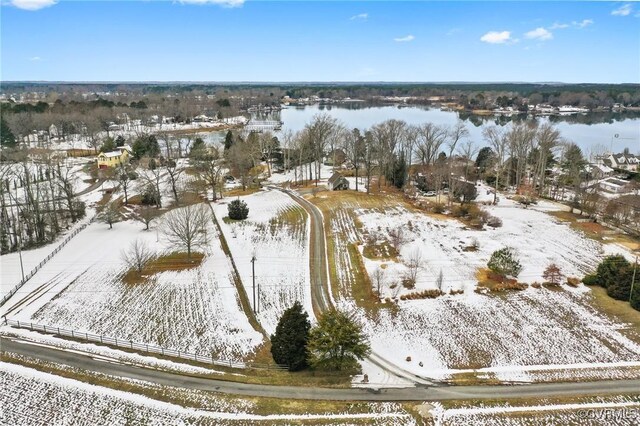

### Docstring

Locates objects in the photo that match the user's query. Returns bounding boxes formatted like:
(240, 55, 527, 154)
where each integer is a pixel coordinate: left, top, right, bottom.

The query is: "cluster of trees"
(0, 152, 85, 254)
(270, 302, 370, 372)
(277, 114, 479, 200)
(583, 255, 639, 311)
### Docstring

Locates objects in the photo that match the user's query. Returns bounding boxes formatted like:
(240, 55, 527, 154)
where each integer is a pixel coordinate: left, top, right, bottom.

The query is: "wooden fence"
(4, 319, 286, 371)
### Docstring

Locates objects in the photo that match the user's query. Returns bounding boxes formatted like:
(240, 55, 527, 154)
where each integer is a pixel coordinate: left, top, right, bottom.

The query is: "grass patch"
(309, 191, 410, 313)
(588, 285, 640, 344)
(225, 187, 262, 197)
(122, 252, 205, 285)
(475, 268, 528, 293)
(362, 240, 398, 261)
(549, 210, 640, 251)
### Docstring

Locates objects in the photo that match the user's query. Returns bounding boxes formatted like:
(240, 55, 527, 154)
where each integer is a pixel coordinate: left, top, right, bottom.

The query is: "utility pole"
(630, 256, 638, 304)
(251, 254, 256, 314)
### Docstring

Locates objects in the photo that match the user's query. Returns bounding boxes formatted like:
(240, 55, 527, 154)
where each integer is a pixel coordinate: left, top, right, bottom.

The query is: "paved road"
(3, 337, 638, 401)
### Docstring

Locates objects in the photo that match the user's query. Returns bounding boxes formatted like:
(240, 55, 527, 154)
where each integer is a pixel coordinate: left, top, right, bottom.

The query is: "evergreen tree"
(594, 255, 629, 289)
(1, 117, 16, 148)
(307, 309, 370, 371)
(224, 131, 234, 151)
(487, 247, 522, 278)
(270, 301, 311, 371)
(227, 199, 249, 220)
(475, 146, 494, 173)
(630, 281, 640, 311)
(190, 137, 207, 158)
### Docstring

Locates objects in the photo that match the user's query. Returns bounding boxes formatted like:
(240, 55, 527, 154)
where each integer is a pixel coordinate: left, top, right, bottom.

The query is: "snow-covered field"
(319, 191, 640, 381)
(3, 208, 263, 362)
(428, 397, 640, 426)
(213, 190, 313, 334)
(0, 362, 416, 426)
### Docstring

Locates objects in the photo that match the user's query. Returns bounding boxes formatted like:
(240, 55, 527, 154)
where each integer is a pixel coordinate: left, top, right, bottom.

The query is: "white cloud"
(480, 31, 512, 44)
(525, 27, 553, 41)
(179, 0, 244, 7)
(350, 13, 368, 21)
(10, 0, 57, 10)
(394, 34, 415, 42)
(549, 22, 570, 30)
(573, 19, 594, 28)
(28, 56, 42, 61)
(446, 28, 461, 36)
(611, 4, 632, 16)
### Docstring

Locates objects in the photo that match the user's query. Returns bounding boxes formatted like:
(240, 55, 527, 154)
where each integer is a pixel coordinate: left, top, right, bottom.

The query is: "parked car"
(425, 191, 436, 196)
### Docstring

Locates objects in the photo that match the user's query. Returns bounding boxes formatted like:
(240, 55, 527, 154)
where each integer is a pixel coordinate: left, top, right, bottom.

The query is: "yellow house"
(97, 145, 132, 169)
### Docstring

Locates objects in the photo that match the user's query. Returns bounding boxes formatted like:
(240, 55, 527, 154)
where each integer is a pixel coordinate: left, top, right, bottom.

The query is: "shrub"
(531, 282, 542, 289)
(487, 247, 522, 278)
(228, 199, 249, 220)
(141, 184, 161, 206)
(486, 216, 503, 228)
(399, 289, 444, 300)
(566, 277, 581, 287)
(582, 274, 599, 286)
(432, 203, 446, 214)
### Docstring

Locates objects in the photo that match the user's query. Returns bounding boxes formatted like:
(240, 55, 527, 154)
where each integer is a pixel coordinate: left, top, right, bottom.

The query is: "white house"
(607, 153, 639, 172)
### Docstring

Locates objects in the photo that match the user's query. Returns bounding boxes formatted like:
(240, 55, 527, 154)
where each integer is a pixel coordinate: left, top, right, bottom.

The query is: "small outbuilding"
(328, 172, 349, 191)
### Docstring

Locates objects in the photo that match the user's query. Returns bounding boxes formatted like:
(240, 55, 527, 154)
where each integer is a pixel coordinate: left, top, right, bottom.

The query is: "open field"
(0, 361, 417, 426)
(3, 208, 263, 363)
(213, 190, 313, 335)
(310, 189, 640, 382)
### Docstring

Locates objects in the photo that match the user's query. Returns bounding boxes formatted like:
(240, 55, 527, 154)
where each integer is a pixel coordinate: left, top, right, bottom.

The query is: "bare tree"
(121, 239, 154, 273)
(162, 203, 210, 258)
(135, 205, 158, 230)
(371, 119, 407, 189)
(116, 162, 137, 205)
(416, 123, 447, 169)
(404, 249, 423, 288)
(482, 126, 508, 204)
(165, 159, 184, 205)
(435, 269, 444, 291)
(388, 226, 406, 253)
(99, 201, 120, 229)
(342, 128, 365, 192)
(372, 267, 386, 296)
(193, 146, 225, 201)
(305, 114, 340, 185)
(458, 139, 479, 180)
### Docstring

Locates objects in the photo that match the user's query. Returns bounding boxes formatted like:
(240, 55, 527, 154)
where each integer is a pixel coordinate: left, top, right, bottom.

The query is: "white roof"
(101, 151, 122, 158)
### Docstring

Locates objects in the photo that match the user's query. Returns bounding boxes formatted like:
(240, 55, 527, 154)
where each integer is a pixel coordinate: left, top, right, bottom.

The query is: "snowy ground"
(428, 396, 640, 426)
(2, 208, 263, 362)
(319, 190, 640, 382)
(0, 362, 416, 426)
(212, 190, 313, 334)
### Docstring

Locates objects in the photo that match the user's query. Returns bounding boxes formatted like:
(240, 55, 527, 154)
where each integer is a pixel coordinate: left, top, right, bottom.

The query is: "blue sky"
(1, 1, 639, 83)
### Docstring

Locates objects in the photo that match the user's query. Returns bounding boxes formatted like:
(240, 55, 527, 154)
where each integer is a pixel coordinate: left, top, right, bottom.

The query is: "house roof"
(100, 150, 124, 158)
(328, 172, 346, 185)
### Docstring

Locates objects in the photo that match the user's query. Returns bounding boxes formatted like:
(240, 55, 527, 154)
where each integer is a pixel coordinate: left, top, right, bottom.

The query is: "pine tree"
(228, 199, 249, 220)
(307, 309, 370, 371)
(1, 117, 16, 148)
(224, 131, 234, 151)
(543, 263, 563, 285)
(487, 247, 522, 278)
(270, 301, 311, 371)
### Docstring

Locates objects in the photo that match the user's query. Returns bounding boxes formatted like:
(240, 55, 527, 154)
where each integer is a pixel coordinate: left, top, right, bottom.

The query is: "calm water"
(200, 104, 639, 155)
(274, 104, 640, 155)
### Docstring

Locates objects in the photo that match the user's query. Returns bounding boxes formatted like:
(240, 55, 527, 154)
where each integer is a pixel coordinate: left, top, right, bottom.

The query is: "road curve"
(3, 337, 639, 401)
